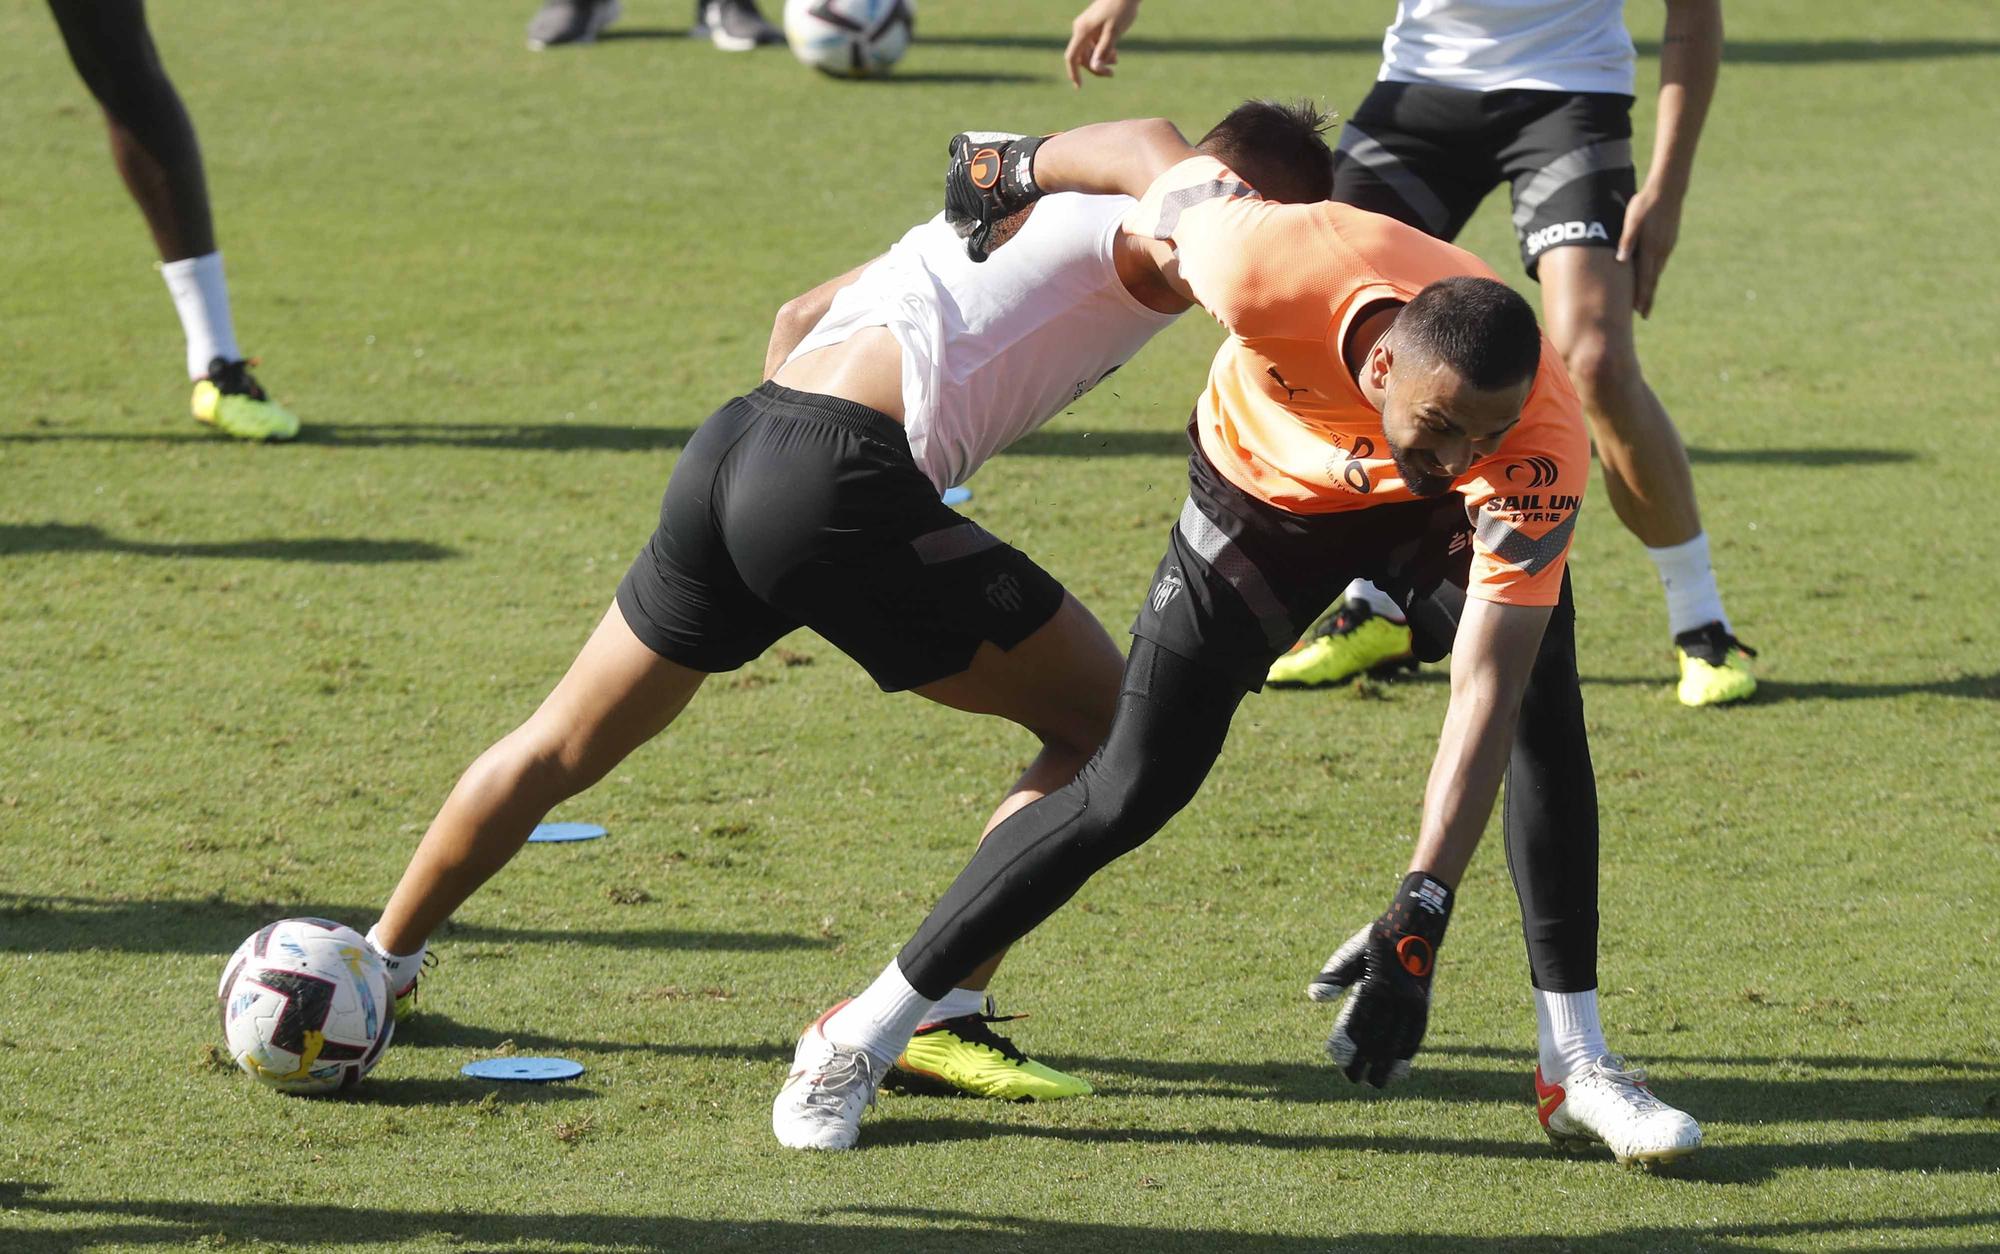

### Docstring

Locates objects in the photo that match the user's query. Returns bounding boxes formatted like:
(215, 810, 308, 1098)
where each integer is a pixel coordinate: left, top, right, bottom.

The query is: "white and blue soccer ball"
(783, 0, 914, 78)
(217, 918, 394, 1095)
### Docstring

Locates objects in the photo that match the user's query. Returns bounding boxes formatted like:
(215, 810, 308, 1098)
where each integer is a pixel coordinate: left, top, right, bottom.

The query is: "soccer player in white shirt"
(1067, 0, 1754, 710)
(359, 102, 1334, 1105)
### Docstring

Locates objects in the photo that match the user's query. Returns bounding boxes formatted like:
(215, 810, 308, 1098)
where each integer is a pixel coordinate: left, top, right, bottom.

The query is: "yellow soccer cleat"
(893, 1001, 1093, 1102)
(1673, 623, 1758, 708)
(1266, 601, 1416, 688)
(192, 357, 299, 442)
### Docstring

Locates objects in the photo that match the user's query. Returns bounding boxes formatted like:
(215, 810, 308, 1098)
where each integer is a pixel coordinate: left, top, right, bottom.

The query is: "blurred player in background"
(774, 118, 1702, 1165)
(47, 0, 298, 441)
(526, 0, 783, 51)
(1067, 0, 1754, 707)
(362, 103, 1333, 1106)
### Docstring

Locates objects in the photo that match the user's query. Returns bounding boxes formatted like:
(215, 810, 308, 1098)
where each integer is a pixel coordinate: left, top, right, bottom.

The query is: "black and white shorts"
(1331, 81, 1637, 277)
(1130, 422, 1477, 692)
(616, 382, 1064, 691)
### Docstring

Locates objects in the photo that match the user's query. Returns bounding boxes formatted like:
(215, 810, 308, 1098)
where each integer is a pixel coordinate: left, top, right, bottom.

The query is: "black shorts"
(1332, 80, 1636, 278)
(1131, 422, 1475, 691)
(616, 383, 1064, 692)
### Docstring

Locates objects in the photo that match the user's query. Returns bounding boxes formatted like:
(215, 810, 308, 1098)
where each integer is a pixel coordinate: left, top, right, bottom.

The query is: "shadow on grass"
(391, 1012, 791, 1067)
(0, 524, 453, 564)
(1685, 445, 1920, 466)
(1427, 1042, 2000, 1073)
(0, 893, 830, 955)
(1574, 672, 2000, 702)
(4, 1184, 1994, 1252)
(866, 1117, 2000, 1185)
(923, 32, 2000, 66)
(1020, 1053, 2000, 1129)
(357, 1075, 598, 1107)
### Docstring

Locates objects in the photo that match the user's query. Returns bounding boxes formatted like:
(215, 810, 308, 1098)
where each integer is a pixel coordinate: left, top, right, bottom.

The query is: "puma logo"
(1267, 366, 1307, 401)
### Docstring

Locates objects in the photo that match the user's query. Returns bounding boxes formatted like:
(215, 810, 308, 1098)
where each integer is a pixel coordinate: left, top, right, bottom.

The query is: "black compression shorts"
(616, 383, 1064, 691)
(1331, 81, 1637, 278)
(1131, 420, 1476, 692)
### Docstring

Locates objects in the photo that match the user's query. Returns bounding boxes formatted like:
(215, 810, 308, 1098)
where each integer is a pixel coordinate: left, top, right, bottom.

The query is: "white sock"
(159, 251, 241, 380)
(1534, 987, 1609, 1083)
(918, 986, 990, 1028)
(1343, 578, 1406, 623)
(823, 961, 938, 1070)
(1644, 532, 1729, 638)
(363, 925, 427, 991)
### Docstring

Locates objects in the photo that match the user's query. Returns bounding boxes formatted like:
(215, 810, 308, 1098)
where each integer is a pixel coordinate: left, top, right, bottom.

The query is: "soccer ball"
(217, 918, 395, 1095)
(783, 0, 914, 78)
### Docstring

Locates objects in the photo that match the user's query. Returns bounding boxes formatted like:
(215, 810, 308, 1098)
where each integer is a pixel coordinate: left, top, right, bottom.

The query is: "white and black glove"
(1308, 871, 1453, 1088)
(944, 131, 1048, 262)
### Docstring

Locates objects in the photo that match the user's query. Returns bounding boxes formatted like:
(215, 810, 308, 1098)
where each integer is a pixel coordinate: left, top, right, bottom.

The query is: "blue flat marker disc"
(941, 486, 973, 507)
(528, 822, 606, 843)
(461, 1057, 585, 1082)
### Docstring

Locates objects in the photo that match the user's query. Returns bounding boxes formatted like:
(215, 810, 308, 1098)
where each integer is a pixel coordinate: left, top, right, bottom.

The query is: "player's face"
(1379, 356, 1529, 497)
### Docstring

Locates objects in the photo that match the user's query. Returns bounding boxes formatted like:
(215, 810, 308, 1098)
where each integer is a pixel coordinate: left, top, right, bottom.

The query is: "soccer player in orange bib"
(775, 119, 1701, 1165)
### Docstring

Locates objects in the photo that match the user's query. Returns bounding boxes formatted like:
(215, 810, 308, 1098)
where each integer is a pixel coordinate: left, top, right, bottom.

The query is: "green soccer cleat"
(191, 357, 299, 442)
(893, 1001, 1093, 1102)
(1674, 622, 1757, 708)
(1266, 601, 1416, 688)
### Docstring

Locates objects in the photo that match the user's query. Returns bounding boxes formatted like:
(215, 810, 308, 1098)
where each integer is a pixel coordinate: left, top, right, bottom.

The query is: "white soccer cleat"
(772, 1001, 881, 1151)
(1536, 1055, 1703, 1166)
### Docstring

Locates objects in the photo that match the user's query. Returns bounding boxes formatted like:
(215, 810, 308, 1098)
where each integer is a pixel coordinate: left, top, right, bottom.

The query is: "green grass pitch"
(3, 1, 1998, 1249)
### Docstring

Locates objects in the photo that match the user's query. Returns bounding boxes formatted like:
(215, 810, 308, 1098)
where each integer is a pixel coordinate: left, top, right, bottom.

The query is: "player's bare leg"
(1538, 246, 1753, 704)
(370, 604, 705, 1002)
(889, 592, 1122, 1098)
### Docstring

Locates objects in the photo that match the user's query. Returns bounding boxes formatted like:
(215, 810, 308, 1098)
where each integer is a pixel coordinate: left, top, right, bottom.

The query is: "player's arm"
(1409, 596, 1551, 884)
(944, 120, 1194, 261)
(1064, 0, 1143, 87)
(1621, 0, 1723, 317)
(763, 258, 877, 379)
(1315, 597, 1551, 1087)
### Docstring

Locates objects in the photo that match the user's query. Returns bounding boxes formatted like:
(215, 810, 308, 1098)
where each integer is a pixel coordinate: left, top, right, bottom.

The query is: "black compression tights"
(896, 586, 1602, 1000)
(898, 638, 1247, 998)
(1502, 577, 1600, 992)
(48, 0, 214, 260)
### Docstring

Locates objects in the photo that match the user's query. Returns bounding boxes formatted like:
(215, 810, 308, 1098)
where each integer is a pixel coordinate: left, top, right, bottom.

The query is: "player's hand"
(1312, 873, 1453, 1088)
(945, 132, 1048, 262)
(1616, 182, 1684, 319)
(1064, 0, 1142, 88)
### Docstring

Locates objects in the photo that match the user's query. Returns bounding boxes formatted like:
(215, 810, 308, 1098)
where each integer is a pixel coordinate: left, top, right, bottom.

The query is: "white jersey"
(1379, 0, 1636, 95)
(784, 193, 1181, 492)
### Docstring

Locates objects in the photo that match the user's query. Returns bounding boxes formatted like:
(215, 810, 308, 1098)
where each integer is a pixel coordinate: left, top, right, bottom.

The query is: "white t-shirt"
(1379, 0, 1636, 95)
(784, 193, 1182, 492)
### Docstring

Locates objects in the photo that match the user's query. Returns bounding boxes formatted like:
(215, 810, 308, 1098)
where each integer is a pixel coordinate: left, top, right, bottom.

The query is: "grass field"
(4, 1, 1999, 1249)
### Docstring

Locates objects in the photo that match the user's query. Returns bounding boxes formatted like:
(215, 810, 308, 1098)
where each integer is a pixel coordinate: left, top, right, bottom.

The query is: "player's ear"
(1368, 342, 1394, 391)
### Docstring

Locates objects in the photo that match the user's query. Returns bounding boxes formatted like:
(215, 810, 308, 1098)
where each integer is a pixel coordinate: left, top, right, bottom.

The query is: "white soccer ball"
(217, 917, 395, 1095)
(783, 0, 914, 78)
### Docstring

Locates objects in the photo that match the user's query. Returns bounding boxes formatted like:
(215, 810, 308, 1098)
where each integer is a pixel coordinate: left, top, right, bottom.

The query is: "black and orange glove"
(944, 131, 1048, 262)
(1309, 871, 1454, 1088)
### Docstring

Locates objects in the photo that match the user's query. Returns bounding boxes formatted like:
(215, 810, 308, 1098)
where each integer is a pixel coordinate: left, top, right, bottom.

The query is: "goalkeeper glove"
(1310, 871, 1454, 1088)
(945, 131, 1049, 262)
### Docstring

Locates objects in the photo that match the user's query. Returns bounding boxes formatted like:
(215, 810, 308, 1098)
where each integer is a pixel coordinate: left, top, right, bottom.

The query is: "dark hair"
(1394, 276, 1543, 391)
(1195, 99, 1334, 206)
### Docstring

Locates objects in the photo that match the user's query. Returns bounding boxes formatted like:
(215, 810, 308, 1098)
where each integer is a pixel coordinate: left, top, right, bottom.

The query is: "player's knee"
(472, 721, 601, 808)
(1559, 335, 1645, 421)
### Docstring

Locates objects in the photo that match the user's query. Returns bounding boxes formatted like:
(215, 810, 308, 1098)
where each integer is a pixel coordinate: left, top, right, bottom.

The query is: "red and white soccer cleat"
(772, 1000, 882, 1151)
(1536, 1055, 1703, 1166)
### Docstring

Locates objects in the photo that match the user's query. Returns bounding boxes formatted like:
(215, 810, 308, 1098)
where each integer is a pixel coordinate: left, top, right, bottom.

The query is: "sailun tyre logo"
(1507, 456, 1559, 489)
